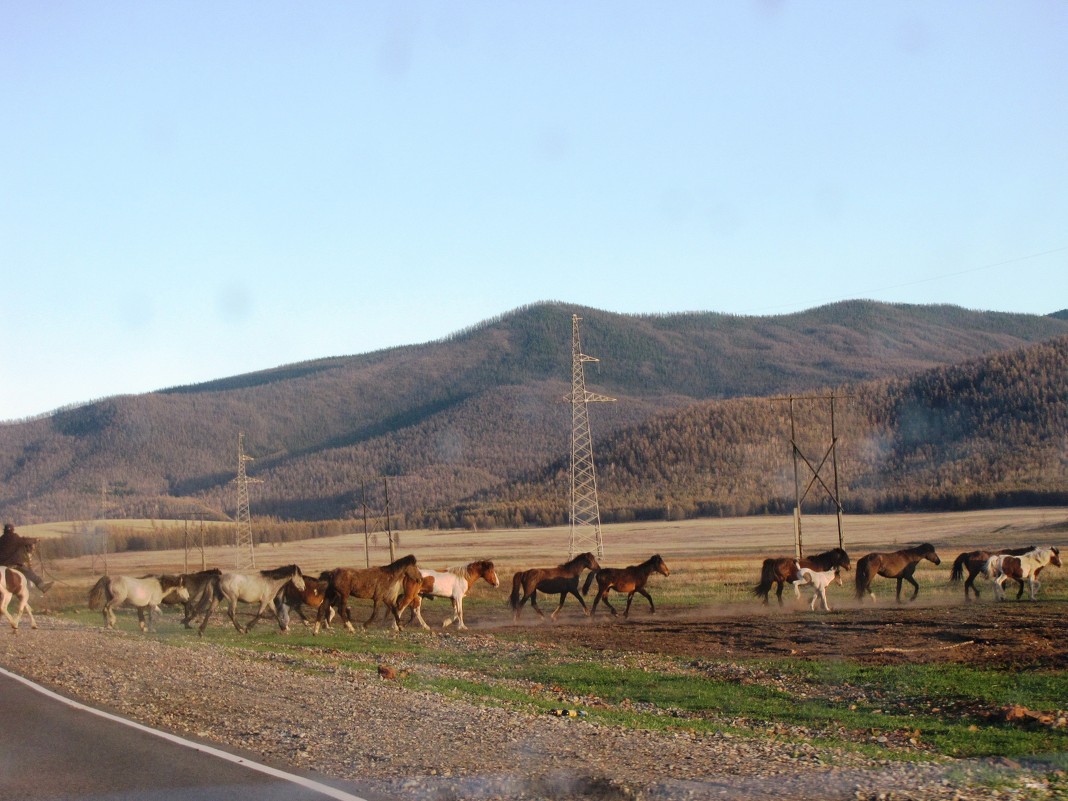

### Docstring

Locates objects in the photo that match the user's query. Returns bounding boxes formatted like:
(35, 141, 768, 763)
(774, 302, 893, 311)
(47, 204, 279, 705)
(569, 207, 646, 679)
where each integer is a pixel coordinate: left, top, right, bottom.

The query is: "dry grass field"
(32, 507, 1065, 585)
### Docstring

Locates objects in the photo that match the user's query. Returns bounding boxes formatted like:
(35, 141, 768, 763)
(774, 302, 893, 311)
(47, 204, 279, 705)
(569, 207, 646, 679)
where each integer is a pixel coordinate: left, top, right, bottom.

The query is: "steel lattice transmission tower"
(233, 433, 260, 569)
(566, 314, 615, 558)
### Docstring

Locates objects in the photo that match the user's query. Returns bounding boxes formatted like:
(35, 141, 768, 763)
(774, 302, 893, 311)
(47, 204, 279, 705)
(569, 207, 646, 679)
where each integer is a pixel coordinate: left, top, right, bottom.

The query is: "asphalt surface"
(0, 669, 386, 801)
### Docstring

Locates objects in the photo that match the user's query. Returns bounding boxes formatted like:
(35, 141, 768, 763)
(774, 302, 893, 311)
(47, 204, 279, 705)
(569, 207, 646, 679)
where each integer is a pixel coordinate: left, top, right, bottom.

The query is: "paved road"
(0, 668, 386, 801)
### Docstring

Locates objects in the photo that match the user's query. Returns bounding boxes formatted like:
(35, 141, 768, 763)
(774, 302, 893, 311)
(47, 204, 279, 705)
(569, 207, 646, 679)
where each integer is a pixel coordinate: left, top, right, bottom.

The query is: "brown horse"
(855, 543, 941, 603)
(314, 554, 422, 633)
(509, 552, 600, 621)
(583, 554, 670, 617)
(752, 547, 851, 606)
(950, 546, 1036, 601)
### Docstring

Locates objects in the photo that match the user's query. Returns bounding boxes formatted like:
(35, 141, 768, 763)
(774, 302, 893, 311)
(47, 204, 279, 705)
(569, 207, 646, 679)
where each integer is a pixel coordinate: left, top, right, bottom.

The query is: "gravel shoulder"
(0, 615, 1064, 801)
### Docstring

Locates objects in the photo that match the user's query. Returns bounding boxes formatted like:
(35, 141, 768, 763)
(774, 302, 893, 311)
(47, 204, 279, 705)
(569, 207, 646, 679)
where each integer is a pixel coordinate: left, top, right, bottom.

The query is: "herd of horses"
(0, 541, 1062, 634)
(755, 543, 1061, 611)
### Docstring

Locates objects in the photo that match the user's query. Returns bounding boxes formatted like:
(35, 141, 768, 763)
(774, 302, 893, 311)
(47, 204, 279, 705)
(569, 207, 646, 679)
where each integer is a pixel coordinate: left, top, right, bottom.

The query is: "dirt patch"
(509, 599, 1068, 670)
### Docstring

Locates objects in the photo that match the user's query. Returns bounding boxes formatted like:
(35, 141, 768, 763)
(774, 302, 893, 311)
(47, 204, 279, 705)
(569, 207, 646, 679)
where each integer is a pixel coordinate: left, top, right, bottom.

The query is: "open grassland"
(37, 507, 1068, 784)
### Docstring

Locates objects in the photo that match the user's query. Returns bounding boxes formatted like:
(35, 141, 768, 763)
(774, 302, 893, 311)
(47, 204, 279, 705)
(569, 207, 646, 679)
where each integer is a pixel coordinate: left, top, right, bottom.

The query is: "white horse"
(198, 564, 305, 635)
(88, 574, 190, 632)
(983, 546, 1061, 601)
(406, 560, 499, 630)
(0, 567, 37, 632)
(793, 563, 841, 611)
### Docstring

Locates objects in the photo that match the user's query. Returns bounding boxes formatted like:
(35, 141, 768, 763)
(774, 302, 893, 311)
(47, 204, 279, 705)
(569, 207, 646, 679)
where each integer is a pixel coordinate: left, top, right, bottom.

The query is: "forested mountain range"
(1, 300, 1066, 527)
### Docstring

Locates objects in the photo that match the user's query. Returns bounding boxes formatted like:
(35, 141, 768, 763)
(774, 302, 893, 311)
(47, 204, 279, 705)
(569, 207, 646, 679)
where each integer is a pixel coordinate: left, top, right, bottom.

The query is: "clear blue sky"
(3, 2, 1066, 421)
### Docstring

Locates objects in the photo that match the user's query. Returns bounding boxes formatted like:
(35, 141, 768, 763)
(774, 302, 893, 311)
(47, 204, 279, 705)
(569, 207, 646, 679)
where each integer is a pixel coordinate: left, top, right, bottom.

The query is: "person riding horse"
(0, 523, 53, 593)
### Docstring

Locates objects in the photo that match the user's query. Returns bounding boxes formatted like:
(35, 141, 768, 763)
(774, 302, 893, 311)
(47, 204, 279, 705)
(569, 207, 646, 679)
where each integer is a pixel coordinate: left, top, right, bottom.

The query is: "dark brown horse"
(154, 568, 221, 628)
(583, 554, 670, 617)
(752, 547, 851, 606)
(509, 552, 600, 621)
(855, 543, 941, 603)
(950, 545, 1036, 601)
(314, 554, 422, 633)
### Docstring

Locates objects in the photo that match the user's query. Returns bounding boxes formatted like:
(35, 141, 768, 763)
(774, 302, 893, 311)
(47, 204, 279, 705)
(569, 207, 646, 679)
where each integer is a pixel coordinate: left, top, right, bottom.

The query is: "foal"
(794, 564, 840, 612)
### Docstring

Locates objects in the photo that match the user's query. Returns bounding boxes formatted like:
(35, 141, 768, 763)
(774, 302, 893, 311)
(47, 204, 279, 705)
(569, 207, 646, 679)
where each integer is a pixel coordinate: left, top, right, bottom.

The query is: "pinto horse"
(855, 543, 941, 603)
(314, 554, 423, 633)
(983, 546, 1061, 601)
(89, 574, 190, 632)
(950, 546, 1036, 601)
(753, 547, 850, 606)
(0, 567, 37, 632)
(509, 552, 600, 621)
(406, 560, 499, 630)
(197, 564, 305, 635)
(583, 554, 670, 617)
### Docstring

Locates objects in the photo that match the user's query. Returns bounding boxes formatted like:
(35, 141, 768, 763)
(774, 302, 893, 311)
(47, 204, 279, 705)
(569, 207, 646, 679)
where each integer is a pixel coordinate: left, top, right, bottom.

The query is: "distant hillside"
(1, 301, 1066, 525)
(446, 335, 1068, 528)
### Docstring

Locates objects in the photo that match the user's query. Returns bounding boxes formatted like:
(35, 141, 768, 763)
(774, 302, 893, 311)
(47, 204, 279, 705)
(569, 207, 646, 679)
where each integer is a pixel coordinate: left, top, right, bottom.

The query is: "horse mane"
(562, 552, 595, 569)
(907, 543, 936, 555)
(385, 554, 417, 571)
(261, 564, 302, 580)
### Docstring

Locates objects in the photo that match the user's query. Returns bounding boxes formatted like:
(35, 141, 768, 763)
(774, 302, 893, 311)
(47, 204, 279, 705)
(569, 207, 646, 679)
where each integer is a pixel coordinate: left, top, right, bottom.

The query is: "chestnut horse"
(314, 554, 422, 633)
(583, 554, 670, 617)
(0, 567, 37, 631)
(950, 546, 1036, 601)
(855, 543, 941, 603)
(509, 552, 600, 621)
(753, 547, 851, 606)
(406, 560, 499, 630)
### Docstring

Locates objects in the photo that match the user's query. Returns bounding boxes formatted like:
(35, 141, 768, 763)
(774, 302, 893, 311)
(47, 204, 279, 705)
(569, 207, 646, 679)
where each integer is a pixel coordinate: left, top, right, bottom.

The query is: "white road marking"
(0, 665, 371, 801)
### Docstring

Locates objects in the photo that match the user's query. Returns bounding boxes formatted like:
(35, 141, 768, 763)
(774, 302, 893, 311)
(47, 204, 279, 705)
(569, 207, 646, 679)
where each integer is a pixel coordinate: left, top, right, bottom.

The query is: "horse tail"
(582, 569, 599, 596)
(950, 552, 968, 583)
(854, 556, 874, 600)
(752, 559, 776, 601)
(509, 571, 525, 610)
(87, 575, 111, 610)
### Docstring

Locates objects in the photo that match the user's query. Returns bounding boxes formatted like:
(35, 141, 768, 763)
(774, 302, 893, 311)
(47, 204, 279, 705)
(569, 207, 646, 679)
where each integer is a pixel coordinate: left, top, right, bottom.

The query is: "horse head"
(160, 573, 191, 602)
(476, 560, 500, 587)
(832, 548, 851, 571)
(1049, 547, 1061, 568)
(652, 554, 670, 577)
(579, 552, 601, 572)
(920, 544, 941, 565)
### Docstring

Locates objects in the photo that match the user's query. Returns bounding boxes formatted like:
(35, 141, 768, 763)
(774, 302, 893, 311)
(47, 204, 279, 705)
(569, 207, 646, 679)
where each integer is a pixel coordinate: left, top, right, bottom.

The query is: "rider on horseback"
(0, 523, 53, 593)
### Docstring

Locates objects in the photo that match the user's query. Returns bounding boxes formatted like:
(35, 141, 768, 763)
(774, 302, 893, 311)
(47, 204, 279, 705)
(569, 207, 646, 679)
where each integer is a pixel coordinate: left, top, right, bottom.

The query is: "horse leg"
(104, 600, 117, 629)
(527, 590, 546, 619)
(226, 598, 246, 633)
(549, 593, 568, 621)
(410, 596, 432, 630)
(442, 597, 462, 630)
(21, 599, 36, 630)
(905, 574, 920, 602)
(1028, 576, 1039, 601)
(1015, 578, 1027, 600)
(137, 607, 148, 633)
(964, 571, 979, 601)
(197, 596, 219, 636)
(600, 590, 618, 617)
(636, 588, 655, 614)
(775, 581, 785, 607)
(0, 592, 16, 631)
